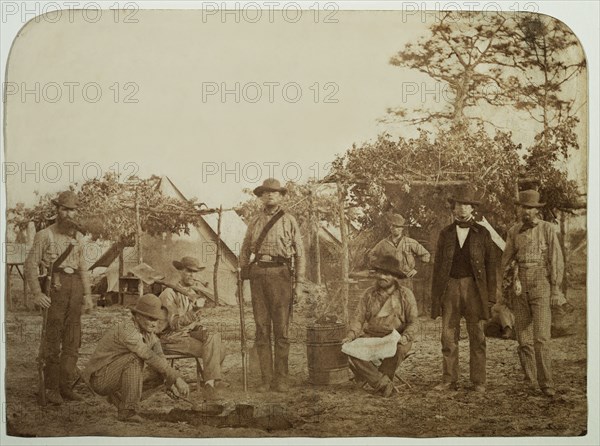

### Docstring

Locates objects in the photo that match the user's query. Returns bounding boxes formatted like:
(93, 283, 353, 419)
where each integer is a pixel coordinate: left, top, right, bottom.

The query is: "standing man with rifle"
(240, 178, 305, 393)
(24, 190, 94, 405)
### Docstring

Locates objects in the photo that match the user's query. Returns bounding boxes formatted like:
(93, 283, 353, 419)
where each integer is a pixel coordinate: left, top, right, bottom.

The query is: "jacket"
(431, 222, 496, 320)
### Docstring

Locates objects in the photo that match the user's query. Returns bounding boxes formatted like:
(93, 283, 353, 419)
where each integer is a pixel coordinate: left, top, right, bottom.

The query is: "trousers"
(512, 265, 553, 390)
(440, 277, 486, 385)
(161, 332, 225, 381)
(89, 353, 148, 411)
(348, 341, 412, 390)
(249, 264, 292, 384)
(42, 273, 83, 391)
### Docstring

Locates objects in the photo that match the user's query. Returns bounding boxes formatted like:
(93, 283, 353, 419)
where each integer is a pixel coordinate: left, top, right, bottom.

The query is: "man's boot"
(60, 386, 84, 401)
(46, 389, 64, 405)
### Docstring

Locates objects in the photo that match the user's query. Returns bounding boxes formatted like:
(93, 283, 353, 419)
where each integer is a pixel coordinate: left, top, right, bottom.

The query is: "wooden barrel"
(306, 323, 349, 385)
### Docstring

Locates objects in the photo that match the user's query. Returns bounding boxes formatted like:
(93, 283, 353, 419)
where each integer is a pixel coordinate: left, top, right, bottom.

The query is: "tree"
(387, 11, 514, 126)
(507, 13, 586, 210)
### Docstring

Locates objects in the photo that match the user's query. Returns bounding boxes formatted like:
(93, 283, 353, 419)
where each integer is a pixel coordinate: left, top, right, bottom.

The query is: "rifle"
(37, 262, 54, 406)
(236, 268, 248, 392)
(289, 256, 296, 326)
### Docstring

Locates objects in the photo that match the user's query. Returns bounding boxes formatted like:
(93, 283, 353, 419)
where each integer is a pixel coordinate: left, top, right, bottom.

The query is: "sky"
(1, 4, 590, 210)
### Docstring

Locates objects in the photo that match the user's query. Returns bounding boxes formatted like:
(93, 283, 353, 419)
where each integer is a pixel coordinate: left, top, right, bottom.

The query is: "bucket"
(306, 322, 349, 385)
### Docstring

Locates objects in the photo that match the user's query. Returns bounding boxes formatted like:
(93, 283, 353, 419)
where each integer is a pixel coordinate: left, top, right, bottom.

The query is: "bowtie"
(454, 219, 474, 229)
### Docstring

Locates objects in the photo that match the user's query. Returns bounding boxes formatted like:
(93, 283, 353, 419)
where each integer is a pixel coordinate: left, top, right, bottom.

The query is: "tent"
(115, 176, 250, 306)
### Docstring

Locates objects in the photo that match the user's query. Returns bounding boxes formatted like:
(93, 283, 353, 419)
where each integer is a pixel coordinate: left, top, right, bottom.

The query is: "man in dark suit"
(431, 187, 496, 392)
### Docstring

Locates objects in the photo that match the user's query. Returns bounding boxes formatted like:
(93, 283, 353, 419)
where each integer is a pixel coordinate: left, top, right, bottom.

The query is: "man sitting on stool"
(158, 256, 226, 400)
(342, 255, 419, 397)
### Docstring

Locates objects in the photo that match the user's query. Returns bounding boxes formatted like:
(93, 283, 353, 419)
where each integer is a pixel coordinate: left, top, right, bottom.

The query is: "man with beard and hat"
(341, 255, 419, 398)
(431, 186, 496, 393)
(368, 212, 430, 289)
(83, 294, 189, 423)
(501, 190, 564, 397)
(24, 190, 94, 405)
(240, 178, 305, 393)
(157, 256, 226, 400)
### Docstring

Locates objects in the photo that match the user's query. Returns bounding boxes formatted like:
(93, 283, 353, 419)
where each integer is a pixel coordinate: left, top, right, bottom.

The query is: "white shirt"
(456, 226, 470, 248)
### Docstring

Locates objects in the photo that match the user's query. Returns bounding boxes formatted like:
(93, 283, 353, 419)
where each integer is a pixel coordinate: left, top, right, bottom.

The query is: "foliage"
(332, 122, 522, 236)
(236, 180, 341, 228)
(387, 11, 515, 125)
(386, 11, 585, 213)
(7, 173, 205, 242)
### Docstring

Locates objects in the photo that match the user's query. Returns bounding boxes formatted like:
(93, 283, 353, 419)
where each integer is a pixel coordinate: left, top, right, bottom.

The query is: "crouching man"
(342, 255, 419, 397)
(82, 294, 189, 423)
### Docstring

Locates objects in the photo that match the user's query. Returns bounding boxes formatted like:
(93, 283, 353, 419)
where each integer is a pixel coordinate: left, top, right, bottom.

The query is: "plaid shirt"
(82, 315, 181, 387)
(502, 220, 564, 289)
(368, 235, 430, 275)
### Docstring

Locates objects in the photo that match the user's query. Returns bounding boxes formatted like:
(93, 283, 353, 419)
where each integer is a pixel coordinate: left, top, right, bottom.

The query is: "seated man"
(158, 256, 226, 399)
(82, 294, 189, 423)
(342, 255, 419, 397)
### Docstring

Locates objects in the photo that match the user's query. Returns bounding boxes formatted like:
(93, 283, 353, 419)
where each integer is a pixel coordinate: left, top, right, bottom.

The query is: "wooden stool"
(165, 354, 204, 391)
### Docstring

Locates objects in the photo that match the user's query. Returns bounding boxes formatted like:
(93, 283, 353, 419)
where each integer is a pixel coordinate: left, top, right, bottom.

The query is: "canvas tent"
(113, 176, 250, 305)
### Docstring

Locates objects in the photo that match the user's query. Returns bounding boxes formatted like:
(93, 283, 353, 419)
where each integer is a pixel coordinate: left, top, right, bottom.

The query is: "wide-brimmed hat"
(131, 294, 167, 320)
(172, 256, 205, 272)
(447, 186, 482, 206)
(51, 190, 79, 209)
(515, 189, 545, 208)
(371, 255, 407, 280)
(386, 213, 409, 227)
(253, 178, 288, 197)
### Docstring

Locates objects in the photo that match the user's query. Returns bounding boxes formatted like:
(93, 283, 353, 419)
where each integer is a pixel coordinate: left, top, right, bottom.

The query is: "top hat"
(447, 186, 482, 206)
(371, 255, 407, 280)
(253, 178, 288, 197)
(172, 256, 205, 272)
(51, 190, 79, 209)
(386, 213, 409, 227)
(130, 294, 167, 320)
(515, 189, 545, 208)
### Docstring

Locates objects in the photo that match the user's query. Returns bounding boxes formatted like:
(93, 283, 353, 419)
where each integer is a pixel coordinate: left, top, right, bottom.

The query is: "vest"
(449, 230, 473, 279)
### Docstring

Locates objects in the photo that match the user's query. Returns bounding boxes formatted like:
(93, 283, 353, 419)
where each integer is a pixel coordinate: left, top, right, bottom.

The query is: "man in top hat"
(240, 178, 305, 393)
(501, 190, 564, 397)
(342, 255, 419, 397)
(158, 256, 226, 399)
(368, 212, 430, 289)
(83, 294, 189, 422)
(24, 190, 94, 405)
(431, 186, 496, 392)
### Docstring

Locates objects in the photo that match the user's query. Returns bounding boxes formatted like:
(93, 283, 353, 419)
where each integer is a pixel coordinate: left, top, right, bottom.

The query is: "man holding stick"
(83, 294, 189, 422)
(24, 190, 94, 405)
(158, 256, 226, 399)
(240, 178, 305, 393)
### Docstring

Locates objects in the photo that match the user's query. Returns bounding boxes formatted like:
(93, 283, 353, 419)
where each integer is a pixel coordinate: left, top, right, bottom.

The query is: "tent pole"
(337, 182, 349, 323)
(213, 205, 223, 305)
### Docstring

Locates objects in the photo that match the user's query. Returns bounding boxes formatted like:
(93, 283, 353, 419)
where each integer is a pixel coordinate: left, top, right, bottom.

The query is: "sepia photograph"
(1, 1, 597, 444)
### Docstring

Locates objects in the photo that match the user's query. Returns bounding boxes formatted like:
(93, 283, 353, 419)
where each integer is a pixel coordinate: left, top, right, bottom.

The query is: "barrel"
(306, 322, 349, 385)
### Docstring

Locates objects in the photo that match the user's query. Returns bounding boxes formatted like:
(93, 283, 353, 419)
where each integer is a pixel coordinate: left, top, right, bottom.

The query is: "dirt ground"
(3, 278, 588, 439)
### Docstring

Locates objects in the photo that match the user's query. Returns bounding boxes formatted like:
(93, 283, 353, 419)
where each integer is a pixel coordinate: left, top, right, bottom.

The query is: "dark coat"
(430, 222, 496, 320)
